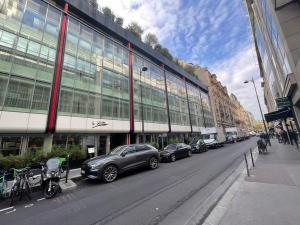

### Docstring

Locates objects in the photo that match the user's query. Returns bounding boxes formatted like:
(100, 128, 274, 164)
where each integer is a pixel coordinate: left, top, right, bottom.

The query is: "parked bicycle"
(9, 167, 33, 207)
(0, 170, 8, 200)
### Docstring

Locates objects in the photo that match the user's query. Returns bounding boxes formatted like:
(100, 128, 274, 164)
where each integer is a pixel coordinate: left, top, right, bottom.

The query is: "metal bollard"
(244, 153, 250, 177)
(65, 154, 70, 183)
(250, 148, 255, 167)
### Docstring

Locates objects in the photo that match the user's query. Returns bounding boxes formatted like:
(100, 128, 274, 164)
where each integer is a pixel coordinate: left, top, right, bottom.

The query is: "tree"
(144, 33, 159, 49)
(126, 22, 144, 40)
(102, 7, 115, 21)
(89, 0, 99, 10)
(154, 44, 173, 61)
(115, 17, 124, 27)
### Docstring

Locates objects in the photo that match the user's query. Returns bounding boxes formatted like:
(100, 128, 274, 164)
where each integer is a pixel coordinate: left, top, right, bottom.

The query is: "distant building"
(245, 0, 300, 124)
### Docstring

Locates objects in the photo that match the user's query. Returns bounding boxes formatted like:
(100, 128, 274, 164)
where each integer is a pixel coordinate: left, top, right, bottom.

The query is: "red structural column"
(161, 64, 171, 133)
(183, 77, 193, 133)
(47, 3, 68, 133)
(128, 42, 134, 143)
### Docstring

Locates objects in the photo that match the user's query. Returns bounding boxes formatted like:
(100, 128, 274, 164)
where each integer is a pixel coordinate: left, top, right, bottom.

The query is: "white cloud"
(209, 44, 267, 119)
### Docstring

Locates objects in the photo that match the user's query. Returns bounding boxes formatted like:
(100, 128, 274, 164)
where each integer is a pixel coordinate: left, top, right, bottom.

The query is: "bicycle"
(0, 170, 8, 200)
(9, 167, 33, 207)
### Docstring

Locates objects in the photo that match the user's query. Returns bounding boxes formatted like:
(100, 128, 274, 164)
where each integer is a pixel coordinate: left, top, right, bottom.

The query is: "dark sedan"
(190, 139, 207, 153)
(160, 143, 192, 162)
(81, 144, 159, 183)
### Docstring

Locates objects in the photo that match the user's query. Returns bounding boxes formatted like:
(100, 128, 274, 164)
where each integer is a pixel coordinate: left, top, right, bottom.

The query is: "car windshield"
(165, 144, 177, 150)
(110, 145, 127, 155)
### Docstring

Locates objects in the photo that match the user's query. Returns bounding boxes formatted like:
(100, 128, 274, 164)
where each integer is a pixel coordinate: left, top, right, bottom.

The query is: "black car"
(190, 139, 207, 153)
(81, 144, 159, 183)
(160, 143, 192, 162)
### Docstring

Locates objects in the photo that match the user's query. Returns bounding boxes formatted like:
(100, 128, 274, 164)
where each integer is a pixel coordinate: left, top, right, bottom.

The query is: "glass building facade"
(0, 0, 61, 114)
(0, 0, 215, 155)
(256, 0, 292, 80)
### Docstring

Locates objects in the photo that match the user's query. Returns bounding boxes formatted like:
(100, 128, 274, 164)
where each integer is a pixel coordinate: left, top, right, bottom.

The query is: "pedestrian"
(290, 130, 299, 149)
(257, 134, 267, 154)
(281, 129, 288, 144)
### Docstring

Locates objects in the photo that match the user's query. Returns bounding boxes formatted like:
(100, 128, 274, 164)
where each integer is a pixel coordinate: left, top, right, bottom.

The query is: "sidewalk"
(204, 140, 300, 225)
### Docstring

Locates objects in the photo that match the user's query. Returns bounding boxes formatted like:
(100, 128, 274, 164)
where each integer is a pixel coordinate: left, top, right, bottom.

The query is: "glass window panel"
(16, 37, 28, 53)
(72, 91, 88, 115)
(0, 31, 15, 48)
(87, 93, 100, 117)
(121, 100, 129, 119)
(58, 88, 73, 114)
(101, 96, 112, 118)
(27, 41, 40, 56)
(112, 99, 120, 118)
(31, 83, 50, 111)
(0, 74, 8, 106)
(4, 77, 34, 110)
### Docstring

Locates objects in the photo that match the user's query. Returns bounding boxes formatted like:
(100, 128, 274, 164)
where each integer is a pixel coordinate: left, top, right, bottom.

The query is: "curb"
(202, 148, 259, 225)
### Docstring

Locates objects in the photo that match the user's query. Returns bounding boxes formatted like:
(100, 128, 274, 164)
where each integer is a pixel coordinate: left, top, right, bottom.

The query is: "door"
(119, 146, 138, 172)
(176, 144, 185, 158)
(135, 145, 151, 166)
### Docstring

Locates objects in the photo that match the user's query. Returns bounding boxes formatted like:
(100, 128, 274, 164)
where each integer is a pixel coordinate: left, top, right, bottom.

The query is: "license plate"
(81, 170, 85, 175)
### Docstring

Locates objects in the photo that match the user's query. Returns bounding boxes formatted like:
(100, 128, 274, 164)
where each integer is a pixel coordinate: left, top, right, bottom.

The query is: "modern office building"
(0, 0, 214, 156)
(245, 0, 300, 127)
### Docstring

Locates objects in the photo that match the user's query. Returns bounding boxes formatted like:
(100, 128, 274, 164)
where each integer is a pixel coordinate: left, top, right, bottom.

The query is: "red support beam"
(128, 42, 134, 143)
(47, 3, 68, 133)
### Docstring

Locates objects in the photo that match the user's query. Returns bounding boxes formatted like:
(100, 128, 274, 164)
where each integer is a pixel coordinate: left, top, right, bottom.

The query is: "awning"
(264, 107, 293, 122)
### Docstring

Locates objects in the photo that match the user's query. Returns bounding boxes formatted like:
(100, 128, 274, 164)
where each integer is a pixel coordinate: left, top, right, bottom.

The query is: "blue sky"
(97, 0, 266, 119)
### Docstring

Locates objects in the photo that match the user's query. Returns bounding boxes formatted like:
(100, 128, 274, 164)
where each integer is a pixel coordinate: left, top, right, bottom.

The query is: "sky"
(96, 0, 267, 120)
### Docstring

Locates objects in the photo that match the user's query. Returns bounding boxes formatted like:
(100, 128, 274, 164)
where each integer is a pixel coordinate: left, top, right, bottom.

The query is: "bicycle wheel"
(9, 187, 17, 207)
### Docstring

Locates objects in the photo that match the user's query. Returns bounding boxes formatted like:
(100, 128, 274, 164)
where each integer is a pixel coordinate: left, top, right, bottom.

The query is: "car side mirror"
(121, 151, 127, 157)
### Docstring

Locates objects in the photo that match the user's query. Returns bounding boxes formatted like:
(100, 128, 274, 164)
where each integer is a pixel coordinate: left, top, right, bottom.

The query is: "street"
(0, 138, 257, 225)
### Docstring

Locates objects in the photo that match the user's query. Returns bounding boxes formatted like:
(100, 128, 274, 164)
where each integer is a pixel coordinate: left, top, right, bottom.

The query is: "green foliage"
(102, 7, 115, 21)
(144, 33, 159, 48)
(154, 44, 173, 61)
(115, 17, 124, 26)
(168, 138, 181, 144)
(126, 22, 144, 40)
(0, 145, 87, 170)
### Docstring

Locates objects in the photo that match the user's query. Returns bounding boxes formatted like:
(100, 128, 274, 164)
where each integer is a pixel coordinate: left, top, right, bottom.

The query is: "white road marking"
(24, 203, 34, 208)
(5, 209, 16, 214)
(0, 207, 14, 213)
(37, 197, 45, 202)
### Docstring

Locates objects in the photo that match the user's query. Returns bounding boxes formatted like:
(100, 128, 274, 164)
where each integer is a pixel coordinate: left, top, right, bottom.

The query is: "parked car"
(81, 144, 159, 183)
(160, 143, 192, 162)
(190, 139, 207, 153)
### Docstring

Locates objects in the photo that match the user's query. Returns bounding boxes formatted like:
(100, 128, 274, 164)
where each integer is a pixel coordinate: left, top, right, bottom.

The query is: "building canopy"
(264, 107, 293, 122)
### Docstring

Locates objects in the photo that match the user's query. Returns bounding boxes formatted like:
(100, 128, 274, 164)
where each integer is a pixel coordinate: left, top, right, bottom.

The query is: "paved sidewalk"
(204, 139, 300, 225)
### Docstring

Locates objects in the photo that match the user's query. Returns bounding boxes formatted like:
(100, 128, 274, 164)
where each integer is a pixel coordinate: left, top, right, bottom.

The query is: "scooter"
(41, 157, 63, 199)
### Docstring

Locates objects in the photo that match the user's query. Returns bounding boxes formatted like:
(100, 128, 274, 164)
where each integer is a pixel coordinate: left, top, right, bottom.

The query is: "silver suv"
(81, 144, 159, 183)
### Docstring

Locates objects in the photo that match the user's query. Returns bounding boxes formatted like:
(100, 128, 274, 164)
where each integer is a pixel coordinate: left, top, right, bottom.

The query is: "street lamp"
(244, 77, 271, 146)
(140, 66, 148, 143)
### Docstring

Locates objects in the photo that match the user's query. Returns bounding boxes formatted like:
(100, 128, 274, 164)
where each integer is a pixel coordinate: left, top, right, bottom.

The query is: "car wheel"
(102, 165, 118, 183)
(170, 154, 176, 162)
(149, 157, 158, 169)
(187, 150, 192, 157)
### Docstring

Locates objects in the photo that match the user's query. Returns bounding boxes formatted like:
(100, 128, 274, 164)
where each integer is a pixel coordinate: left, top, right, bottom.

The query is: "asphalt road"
(0, 138, 257, 225)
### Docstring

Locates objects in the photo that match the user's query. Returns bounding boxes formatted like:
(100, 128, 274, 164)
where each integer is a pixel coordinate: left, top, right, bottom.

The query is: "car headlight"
(89, 162, 103, 170)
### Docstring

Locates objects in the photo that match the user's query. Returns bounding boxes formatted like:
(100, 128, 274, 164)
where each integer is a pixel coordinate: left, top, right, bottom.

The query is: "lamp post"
(140, 66, 148, 143)
(244, 77, 271, 146)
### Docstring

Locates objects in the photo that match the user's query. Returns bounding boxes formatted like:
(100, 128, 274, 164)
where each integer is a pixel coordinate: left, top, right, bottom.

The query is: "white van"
(200, 127, 226, 148)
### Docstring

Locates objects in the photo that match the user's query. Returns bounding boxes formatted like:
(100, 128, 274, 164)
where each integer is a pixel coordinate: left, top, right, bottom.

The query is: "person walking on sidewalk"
(289, 129, 299, 149)
(257, 134, 267, 154)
